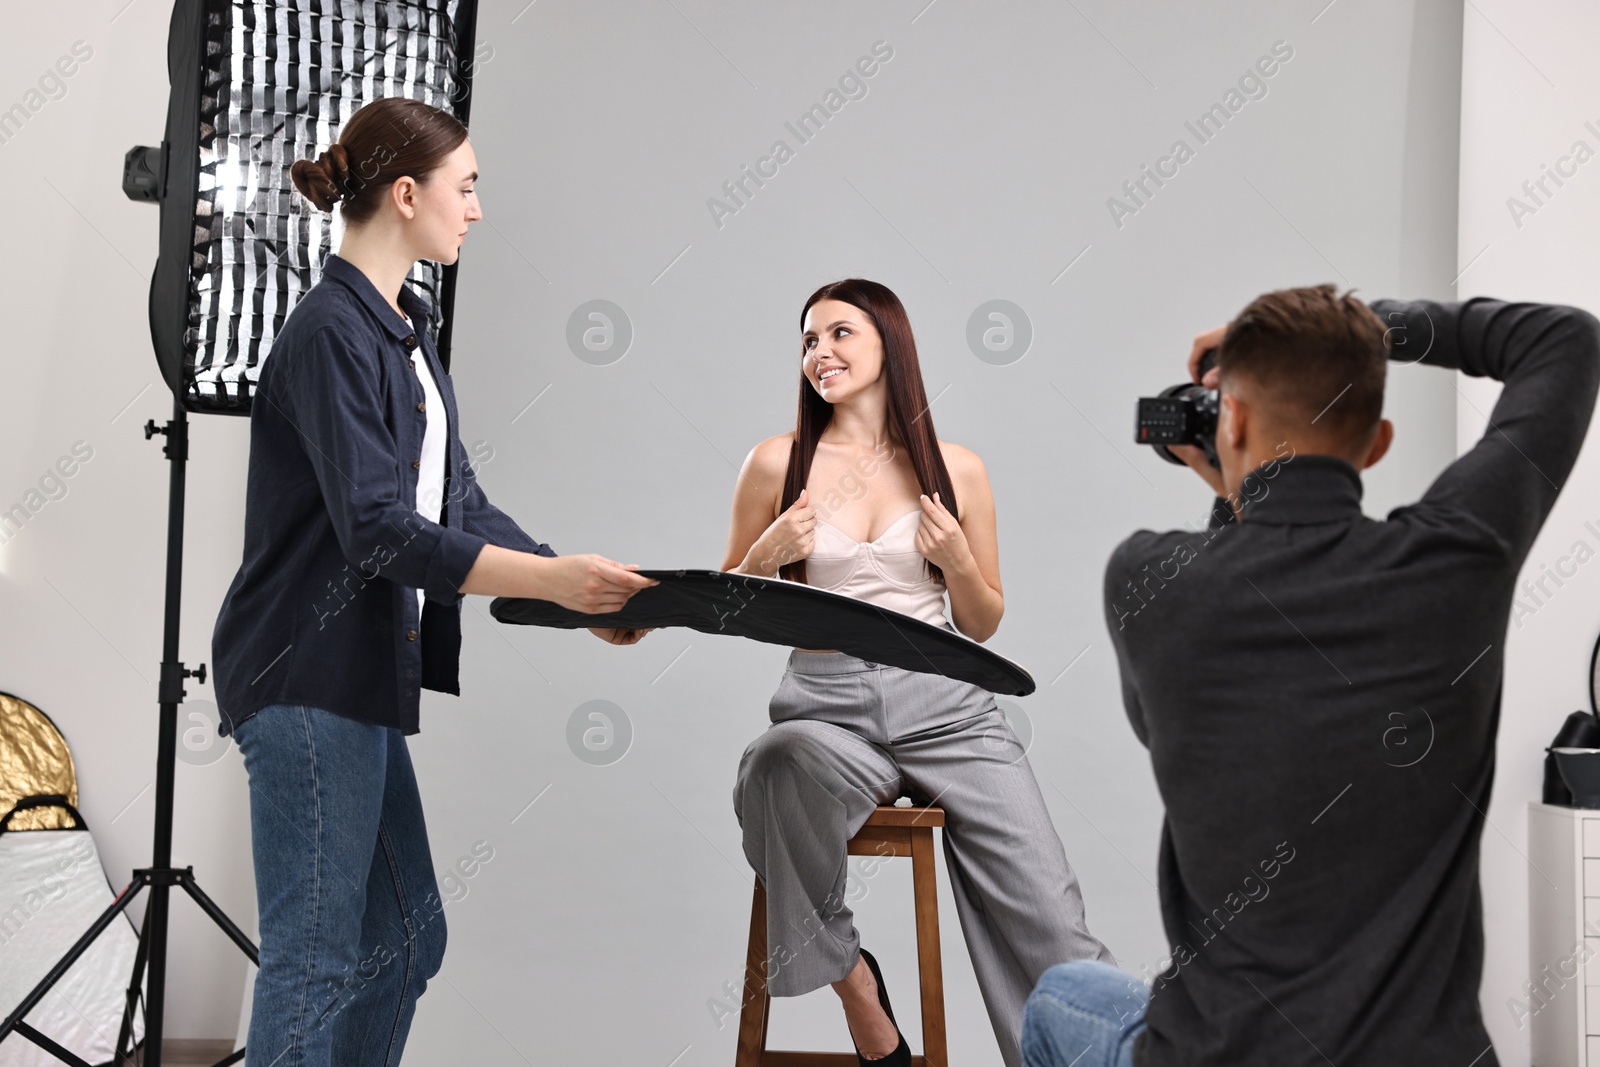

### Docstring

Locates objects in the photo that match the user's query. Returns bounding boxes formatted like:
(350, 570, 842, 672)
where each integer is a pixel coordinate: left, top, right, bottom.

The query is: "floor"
(138, 1041, 238, 1065)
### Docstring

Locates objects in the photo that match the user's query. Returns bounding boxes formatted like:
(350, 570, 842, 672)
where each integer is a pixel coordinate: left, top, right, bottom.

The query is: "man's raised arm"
(1372, 296, 1600, 561)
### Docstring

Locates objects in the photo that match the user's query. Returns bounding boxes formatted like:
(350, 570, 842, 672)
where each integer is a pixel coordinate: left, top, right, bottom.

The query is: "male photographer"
(1021, 285, 1599, 1066)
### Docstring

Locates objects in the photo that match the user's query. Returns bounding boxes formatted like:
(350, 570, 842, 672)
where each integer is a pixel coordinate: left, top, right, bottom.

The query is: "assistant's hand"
(915, 492, 974, 575)
(588, 627, 655, 645)
(1187, 325, 1226, 389)
(542, 555, 657, 614)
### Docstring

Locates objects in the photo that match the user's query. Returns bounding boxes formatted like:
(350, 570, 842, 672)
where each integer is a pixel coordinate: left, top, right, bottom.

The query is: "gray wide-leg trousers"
(732, 650, 1113, 1067)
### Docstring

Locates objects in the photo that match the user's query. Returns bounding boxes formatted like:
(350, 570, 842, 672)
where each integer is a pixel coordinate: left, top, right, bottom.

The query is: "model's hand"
(542, 555, 657, 613)
(915, 492, 973, 576)
(588, 626, 655, 645)
(1188, 325, 1226, 388)
(745, 489, 815, 576)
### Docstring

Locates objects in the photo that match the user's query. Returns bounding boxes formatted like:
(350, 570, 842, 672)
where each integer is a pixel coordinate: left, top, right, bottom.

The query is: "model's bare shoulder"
(734, 433, 796, 514)
(938, 439, 983, 470)
(753, 432, 795, 465)
(938, 439, 989, 487)
(743, 433, 795, 484)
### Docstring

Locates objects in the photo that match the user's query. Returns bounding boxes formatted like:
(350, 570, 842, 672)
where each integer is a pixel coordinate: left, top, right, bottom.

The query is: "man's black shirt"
(1105, 298, 1600, 1065)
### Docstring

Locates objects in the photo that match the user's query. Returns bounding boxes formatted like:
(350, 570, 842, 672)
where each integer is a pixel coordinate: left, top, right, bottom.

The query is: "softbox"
(146, 0, 482, 414)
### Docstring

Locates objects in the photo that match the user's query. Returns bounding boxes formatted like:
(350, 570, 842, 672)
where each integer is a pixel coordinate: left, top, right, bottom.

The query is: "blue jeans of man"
(234, 704, 446, 1067)
(1021, 961, 1149, 1067)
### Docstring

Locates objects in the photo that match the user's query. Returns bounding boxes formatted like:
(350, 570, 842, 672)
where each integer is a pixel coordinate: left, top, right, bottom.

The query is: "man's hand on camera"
(1188, 325, 1226, 389)
(1177, 325, 1228, 497)
(1168, 443, 1227, 497)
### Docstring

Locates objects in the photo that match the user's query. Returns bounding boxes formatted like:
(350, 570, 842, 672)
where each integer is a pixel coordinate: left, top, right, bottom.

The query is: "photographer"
(1020, 285, 1599, 1066)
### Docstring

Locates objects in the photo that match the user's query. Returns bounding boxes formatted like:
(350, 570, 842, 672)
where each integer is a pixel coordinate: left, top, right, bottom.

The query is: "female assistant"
(211, 98, 652, 1067)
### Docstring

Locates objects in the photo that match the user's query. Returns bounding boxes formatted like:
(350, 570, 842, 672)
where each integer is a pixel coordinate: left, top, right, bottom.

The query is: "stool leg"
(910, 827, 947, 1067)
(734, 879, 771, 1066)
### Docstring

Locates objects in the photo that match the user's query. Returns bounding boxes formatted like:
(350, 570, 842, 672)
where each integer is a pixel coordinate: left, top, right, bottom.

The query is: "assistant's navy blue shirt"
(212, 255, 556, 736)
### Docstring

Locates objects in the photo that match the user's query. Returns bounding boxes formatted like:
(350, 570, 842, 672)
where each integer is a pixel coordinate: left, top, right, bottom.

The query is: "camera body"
(1135, 348, 1220, 468)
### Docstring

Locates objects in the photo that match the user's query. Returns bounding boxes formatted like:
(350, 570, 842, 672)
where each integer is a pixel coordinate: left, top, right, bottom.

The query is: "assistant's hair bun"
(289, 143, 353, 212)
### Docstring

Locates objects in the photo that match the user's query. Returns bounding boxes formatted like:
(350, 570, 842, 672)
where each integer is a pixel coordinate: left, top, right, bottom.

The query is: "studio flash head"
(1135, 347, 1220, 468)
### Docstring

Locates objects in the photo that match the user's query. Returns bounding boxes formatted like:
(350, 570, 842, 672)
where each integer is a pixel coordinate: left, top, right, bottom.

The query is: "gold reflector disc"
(0, 691, 79, 831)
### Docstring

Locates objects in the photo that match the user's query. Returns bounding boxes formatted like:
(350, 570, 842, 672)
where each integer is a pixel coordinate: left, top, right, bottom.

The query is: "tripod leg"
(0, 877, 147, 1046)
(115, 904, 153, 1066)
(177, 873, 259, 965)
(175, 874, 255, 1065)
(11, 1021, 95, 1067)
(143, 880, 171, 1067)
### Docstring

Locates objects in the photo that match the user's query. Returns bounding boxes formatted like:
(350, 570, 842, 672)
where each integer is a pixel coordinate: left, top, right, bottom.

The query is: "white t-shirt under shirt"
(402, 310, 446, 629)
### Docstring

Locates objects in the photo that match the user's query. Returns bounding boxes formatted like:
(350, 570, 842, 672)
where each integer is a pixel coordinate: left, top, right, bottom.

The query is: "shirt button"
(406, 630, 418, 641)
(411, 459, 422, 470)
(416, 401, 426, 413)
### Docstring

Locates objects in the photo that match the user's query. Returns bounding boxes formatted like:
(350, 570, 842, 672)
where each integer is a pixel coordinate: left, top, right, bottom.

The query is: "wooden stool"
(734, 805, 947, 1067)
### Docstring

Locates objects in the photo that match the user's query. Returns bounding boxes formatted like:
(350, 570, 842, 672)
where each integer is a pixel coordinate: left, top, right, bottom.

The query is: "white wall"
(1458, 3, 1600, 1064)
(0, 0, 257, 1042)
(0, 1, 1470, 1062)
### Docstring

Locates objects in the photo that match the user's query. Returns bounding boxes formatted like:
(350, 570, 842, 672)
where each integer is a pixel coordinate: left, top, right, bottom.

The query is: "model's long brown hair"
(780, 279, 958, 585)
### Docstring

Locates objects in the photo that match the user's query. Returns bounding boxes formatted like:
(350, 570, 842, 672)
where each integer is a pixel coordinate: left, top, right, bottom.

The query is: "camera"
(1135, 348, 1219, 468)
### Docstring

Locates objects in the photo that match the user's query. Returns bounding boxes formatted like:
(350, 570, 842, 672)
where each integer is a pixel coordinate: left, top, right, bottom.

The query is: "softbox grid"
(187, 0, 467, 411)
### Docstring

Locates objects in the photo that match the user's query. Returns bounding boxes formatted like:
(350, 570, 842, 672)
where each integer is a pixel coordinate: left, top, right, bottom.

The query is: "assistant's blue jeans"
(234, 703, 446, 1067)
(1021, 961, 1150, 1067)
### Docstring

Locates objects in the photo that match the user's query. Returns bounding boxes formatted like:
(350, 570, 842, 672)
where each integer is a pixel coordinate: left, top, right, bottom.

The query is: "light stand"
(0, 405, 258, 1067)
(1, 1, 481, 1060)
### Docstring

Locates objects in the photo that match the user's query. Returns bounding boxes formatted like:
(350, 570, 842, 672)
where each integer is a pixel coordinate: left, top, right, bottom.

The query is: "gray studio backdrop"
(0, 1, 1468, 1064)
(415, 2, 1462, 1063)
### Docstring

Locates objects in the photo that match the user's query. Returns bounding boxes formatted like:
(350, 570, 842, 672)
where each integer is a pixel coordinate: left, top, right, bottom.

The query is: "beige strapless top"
(806, 509, 952, 630)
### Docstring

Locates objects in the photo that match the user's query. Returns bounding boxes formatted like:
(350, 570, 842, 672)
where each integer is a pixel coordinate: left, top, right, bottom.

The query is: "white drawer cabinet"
(1531, 803, 1600, 1065)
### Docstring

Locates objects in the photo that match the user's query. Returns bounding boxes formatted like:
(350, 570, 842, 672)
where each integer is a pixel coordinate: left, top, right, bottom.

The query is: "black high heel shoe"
(851, 949, 911, 1067)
